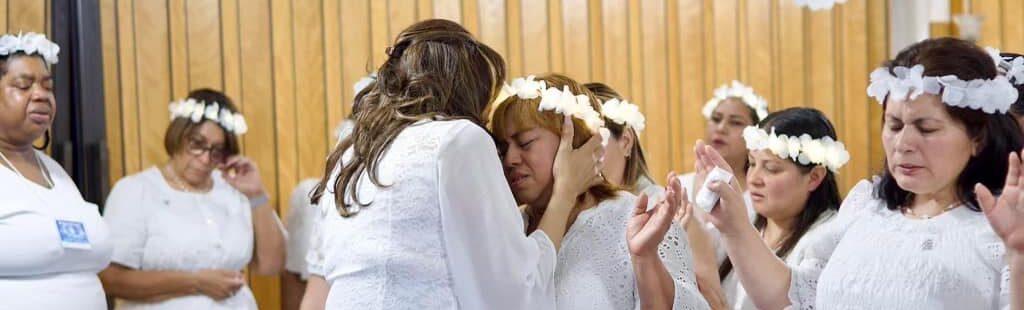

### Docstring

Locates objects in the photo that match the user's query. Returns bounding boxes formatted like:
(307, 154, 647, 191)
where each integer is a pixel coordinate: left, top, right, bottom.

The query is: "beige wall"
(99, 1, 890, 308)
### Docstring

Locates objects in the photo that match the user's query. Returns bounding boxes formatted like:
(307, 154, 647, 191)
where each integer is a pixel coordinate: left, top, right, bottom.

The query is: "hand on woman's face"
(882, 94, 977, 197)
(706, 98, 755, 164)
(0, 56, 54, 145)
(172, 122, 228, 184)
(500, 126, 559, 207)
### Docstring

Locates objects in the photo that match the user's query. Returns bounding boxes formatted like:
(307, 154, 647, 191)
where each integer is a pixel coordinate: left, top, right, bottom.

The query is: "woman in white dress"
(583, 82, 660, 198)
(0, 33, 113, 310)
(299, 20, 605, 310)
(99, 89, 286, 309)
(493, 73, 710, 310)
(702, 37, 1022, 309)
(715, 107, 845, 310)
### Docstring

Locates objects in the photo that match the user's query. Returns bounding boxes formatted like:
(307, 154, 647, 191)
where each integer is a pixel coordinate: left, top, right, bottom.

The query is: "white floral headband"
(866, 64, 1018, 114)
(601, 98, 646, 133)
(743, 126, 850, 173)
(985, 47, 1024, 86)
(703, 80, 769, 121)
(168, 98, 249, 135)
(0, 32, 59, 65)
(500, 75, 606, 130)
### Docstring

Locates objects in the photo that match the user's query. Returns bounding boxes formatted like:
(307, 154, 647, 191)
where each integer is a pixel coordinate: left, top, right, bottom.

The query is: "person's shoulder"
(436, 120, 496, 156)
(111, 166, 163, 191)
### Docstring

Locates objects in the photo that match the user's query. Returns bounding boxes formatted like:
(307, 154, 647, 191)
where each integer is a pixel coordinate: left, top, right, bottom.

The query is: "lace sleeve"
(787, 179, 875, 309)
(656, 224, 712, 310)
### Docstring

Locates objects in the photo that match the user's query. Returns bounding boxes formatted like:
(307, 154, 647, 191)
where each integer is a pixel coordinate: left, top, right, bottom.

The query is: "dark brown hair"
(311, 19, 507, 216)
(584, 82, 653, 192)
(164, 88, 241, 157)
(877, 37, 1024, 211)
(491, 73, 618, 232)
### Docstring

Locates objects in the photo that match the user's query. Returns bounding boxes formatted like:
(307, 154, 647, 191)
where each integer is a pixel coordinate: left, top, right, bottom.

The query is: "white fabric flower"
(702, 80, 769, 121)
(168, 97, 248, 135)
(352, 73, 377, 97)
(867, 63, 1015, 114)
(233, 115, 248, 135)
(601, 98, 646, 133)
(743, 126, 850, 172)
(506, 75, 546, 100)
(0, 32, 59, 65)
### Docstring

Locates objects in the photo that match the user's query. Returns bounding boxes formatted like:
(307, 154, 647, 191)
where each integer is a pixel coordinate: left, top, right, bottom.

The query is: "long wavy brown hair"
(583, 82, 653, 193)
(310, 19, 506, 217)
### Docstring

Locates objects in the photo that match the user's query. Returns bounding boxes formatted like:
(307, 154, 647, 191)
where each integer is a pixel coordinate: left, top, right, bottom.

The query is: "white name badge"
(55, 219, 91, 249)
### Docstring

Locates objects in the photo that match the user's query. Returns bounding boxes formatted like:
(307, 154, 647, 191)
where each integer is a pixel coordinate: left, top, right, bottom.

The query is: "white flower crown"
(352, 72, 377, 97)
(168, 98, 249, 135)
(501, 75, 606, 130)
(743, 126, 850, 173)
(867, 64, 1018, 114)
(702, 80, 769, 121)
(986, 47, 1024, 86)
(0, 32, 59, 65)
(794, 0, 847, 11)
(601, 98, 646, 133)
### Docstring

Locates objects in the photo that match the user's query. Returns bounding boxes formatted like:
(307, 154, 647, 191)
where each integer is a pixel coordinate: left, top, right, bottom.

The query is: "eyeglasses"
(185, 138, 227, 163)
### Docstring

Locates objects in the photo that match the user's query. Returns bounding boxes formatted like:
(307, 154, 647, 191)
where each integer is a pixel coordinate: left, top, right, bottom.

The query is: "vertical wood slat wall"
(98, 1, 889, 309)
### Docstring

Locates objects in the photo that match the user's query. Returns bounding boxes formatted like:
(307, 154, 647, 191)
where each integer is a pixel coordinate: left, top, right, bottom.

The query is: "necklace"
(162, 164, 211, 193)
(901, 201, 961, 220)
(0, 150, 54, 188)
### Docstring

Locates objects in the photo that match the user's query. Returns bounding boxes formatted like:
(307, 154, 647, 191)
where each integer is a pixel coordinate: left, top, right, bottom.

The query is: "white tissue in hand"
(695, 166, 733, 213)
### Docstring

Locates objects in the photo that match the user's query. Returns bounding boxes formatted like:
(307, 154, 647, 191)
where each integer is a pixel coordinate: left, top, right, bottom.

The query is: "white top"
(0, 151, 113, 310)
(104, 167, 257, 309)
(285, 179, 321, 279)
(553, 192, 711, 310)
(307, 119, 558, 309)
(721, 210, 836, 310)
(787, 180, 1011, 310)
(678, 172, 755, 262)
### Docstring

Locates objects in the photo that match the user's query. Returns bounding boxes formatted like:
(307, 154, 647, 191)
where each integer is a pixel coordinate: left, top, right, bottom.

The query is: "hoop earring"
(33, 129, 50, 150)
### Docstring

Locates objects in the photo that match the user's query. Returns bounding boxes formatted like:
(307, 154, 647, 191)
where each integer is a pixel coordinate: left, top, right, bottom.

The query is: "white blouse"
(104, 167, 257, 309)
(285, 179, 321, 279)
(721, 210, 836, 310)
(787, 180, 1010, 309)
(307, 119, 558, 309)
(0, 151, 113, 310)
(553, 192, 711, 310)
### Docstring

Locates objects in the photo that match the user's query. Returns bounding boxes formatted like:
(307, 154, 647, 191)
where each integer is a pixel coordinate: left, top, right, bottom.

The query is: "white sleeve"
(653, 224, 712, 310)
(102, 177, 149, 269)
(436, 123, 557, 310)
(285, 179, 320, 279)
(787, 179, 873, 309)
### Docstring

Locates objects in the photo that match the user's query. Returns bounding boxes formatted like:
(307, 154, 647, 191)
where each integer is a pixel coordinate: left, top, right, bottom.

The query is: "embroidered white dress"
(0, 151, 113, 310)
(786, 180, 1010, 309)
(553, 192, 712, 310)
(104, 167, 257, 309)
(721, 210, 836, 310)
(307, 119, 557, 309)
(285, 179, 320, 279)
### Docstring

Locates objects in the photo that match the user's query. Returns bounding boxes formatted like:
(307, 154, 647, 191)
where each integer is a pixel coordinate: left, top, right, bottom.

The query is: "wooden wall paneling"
(678, 0, 707, 173)
(548, 0, 565, 73)
(808, 9, 836, 118)
(135, 0, 173, 169)
(639, 0, 671, 179)
(370, 0, 389, 68)
(462, 0, 481, 35)
(867, 0, 888, 177)
(600, 0, 629, 99)
(0, 0, 8, 33)
(665, 0, 683, 173)
(712, 0, 739, 85)
(478, 0, 508, 57)
(746, 0, 773, 107)
(8, 0, 44, 32)
(323, 0, 344, 143)
(168, 0, 189, 98)
(736, 0, 748, 83)
(701, 0, 715, 97)
(561, 0, 590, 81)
(839, 0, 870, 195)
(520, 0, 550, 74)
(101, 0, 123, 186)
(418, 0, 433, 20)
(293, 0, 328, 187)
(1003, 0, 1024, 52)
(776, 0, 806, 110)
(116, 0, 141, 174)
(506, 0, 524, 77)
(186, 0, 224, 90)
(972, 0, 1002, 48)
(388, 0, 418, 40)
(587, 0, 604, 82)
(434, 0, 462, 23)
(626, 0, 643, 109)
(221, 0, 242, 130)
(340, 0, 373, 117)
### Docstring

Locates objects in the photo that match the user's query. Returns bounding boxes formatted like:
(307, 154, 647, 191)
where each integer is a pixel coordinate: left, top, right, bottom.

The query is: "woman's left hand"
(221, 155, 267, 198)
(628, 172, 684, 258)
(977, 151, 1024, 256)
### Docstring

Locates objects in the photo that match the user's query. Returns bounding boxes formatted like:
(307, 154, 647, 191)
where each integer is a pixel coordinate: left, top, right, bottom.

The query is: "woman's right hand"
(551, 115, 604, 201)
(693, 141, 749, 236)
(194, 270, 245, 300)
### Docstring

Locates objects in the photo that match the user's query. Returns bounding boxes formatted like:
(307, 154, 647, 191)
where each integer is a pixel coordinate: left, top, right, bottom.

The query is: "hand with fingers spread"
(552, 115, 606, 199)
(628, 174, 683, 258)
(976, 151, 1024, 256)
(221, 155, 267, 198)
(693, 140, 749, 236)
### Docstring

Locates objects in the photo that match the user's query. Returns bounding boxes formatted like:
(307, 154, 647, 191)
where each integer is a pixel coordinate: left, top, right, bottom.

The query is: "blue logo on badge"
(56, 220, 88, 244)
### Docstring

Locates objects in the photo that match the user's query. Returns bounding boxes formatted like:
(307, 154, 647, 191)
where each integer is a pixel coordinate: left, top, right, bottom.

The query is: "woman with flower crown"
(493, 73, 710, 310)
(98, 88, 286, 309)
(700, 37, 1023, 309)
(0, 33, 113, 309)
(712, 107, 846, 310)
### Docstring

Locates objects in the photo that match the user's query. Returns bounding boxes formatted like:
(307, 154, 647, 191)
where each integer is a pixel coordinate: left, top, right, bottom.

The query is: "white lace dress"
(553, 192, 711, 310)
(786, 180, 1010, 309)
(307, 119, 557, 309)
